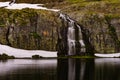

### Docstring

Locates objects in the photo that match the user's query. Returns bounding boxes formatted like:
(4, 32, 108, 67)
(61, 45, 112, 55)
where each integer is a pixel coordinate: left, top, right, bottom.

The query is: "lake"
(0, 58, 120, 80)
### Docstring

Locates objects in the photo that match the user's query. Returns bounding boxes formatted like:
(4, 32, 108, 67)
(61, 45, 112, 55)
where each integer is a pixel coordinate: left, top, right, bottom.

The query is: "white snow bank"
(0, 2, 60, 12)
(95, 53, 120, 58)
(0, 44, 57, 58)
(1, 43, 120, 58)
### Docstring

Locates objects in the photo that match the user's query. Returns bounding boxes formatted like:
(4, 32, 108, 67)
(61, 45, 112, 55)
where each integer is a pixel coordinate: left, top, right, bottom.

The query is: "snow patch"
(95, 53, 120, 58)
(0, 2, 60, 12)
(0, 44, 57, 58)
(1, 44, 120, 58)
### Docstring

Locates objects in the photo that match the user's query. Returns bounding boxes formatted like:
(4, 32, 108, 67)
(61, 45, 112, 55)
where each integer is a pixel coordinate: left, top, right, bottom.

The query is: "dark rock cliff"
(0, 8, 61, 51)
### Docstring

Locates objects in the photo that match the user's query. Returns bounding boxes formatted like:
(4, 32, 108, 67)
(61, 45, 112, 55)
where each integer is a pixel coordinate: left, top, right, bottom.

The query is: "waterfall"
(77, 25, 86, 53)
(59, 13, 85, 55)
(67, 18, 75, 55)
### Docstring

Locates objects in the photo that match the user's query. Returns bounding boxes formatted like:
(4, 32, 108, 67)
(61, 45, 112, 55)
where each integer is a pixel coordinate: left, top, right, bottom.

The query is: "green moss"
(66, 0, 120, 3)
(66, 0, 85, 3)
(61, 0, 120, 16)
(69, 55, 95, 58)
(30, 32, 41, 38)
(58, 55, 95, 59)
(0, 9, 38, 27)
(105, 14, 120, 19)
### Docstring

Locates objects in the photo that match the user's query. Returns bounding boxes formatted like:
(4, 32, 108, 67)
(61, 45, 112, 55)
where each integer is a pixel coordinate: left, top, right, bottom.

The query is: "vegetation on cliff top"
(61, 0, 120, 13)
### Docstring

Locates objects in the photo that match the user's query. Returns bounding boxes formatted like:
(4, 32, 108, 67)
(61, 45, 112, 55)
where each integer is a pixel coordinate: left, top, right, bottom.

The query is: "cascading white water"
(77, 25, 86, 53)
(67, 19, 76, 55)
(59, 13, 85, 55)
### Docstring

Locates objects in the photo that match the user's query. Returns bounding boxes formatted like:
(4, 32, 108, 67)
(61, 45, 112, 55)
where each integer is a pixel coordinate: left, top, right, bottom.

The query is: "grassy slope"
(53, 0, 120, 15)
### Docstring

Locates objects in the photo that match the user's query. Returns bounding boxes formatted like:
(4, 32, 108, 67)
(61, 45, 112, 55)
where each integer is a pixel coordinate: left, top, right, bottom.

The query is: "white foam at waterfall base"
(0, 44, 57, 58)
(0, 2, 59, 12)
(68, 39, 76, 55)
(79, 40, 85, 47)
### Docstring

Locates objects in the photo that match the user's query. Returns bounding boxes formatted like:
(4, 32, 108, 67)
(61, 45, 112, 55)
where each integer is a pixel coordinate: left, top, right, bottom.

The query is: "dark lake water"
(0, 58, 120, 80)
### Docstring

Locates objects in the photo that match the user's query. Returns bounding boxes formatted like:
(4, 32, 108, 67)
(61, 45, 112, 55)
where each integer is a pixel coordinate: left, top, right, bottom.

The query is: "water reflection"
(57, 59, 68, 80)
(95, 58, 120, 80)
(0, 59, 57, 80)
(57, 58, 120, 80)
(57, 58, 94, 80)
(0, 58, 120, 80)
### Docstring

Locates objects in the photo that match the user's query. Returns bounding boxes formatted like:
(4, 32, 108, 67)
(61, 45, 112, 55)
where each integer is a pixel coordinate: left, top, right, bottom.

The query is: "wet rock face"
(69, 13, 120, 53)
(57, 14, 68, 56)
(0, 8, 60, 51)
